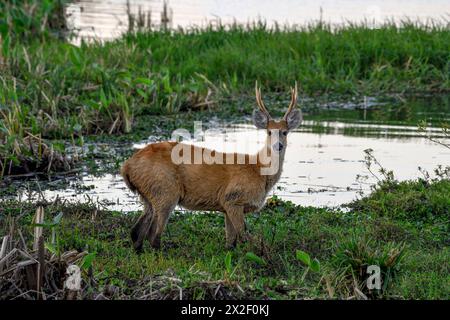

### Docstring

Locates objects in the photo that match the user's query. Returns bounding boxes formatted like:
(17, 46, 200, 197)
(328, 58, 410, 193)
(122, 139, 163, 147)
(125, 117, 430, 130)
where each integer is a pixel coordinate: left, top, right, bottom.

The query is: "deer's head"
(252, 82, 302, 153)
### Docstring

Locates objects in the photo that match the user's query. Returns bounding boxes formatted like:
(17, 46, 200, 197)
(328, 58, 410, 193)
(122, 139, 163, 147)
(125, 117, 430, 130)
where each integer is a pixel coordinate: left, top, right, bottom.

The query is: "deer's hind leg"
(146, 194, 179, 249)
(132, 168, 180, 251)
(131, 196, 155, 253)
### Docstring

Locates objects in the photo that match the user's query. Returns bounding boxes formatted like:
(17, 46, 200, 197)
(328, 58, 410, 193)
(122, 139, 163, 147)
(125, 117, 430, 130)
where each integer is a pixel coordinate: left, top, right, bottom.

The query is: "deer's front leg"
(224, 214, 236, 248)
(224, 205, 245, 248)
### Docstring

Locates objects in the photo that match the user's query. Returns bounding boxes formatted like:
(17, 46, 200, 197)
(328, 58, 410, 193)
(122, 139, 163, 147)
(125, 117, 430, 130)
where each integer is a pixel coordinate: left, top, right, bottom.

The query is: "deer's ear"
(252, 109, 268, 129)
(286, 109, 302, 130)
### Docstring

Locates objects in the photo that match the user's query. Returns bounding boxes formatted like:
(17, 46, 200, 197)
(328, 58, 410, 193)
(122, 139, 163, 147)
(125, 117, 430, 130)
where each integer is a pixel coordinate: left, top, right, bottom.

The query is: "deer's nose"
(273, 142, 284, 152)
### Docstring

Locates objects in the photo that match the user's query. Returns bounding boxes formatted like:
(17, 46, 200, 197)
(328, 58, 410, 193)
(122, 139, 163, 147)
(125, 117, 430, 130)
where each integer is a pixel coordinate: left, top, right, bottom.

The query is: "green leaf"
(296, 250, 311, 267)
(52, 142, 65, 153)
(245, 252, 266, 266)
(136, 88, 148, 99)
(72, 124, 82, 133)
(100, 88, 108, 107)
(45, 243, 57, 254)
(224, 251, 232, 274)
(81, 252, 96, 270)
(31, 222, 53, 228)
(31, 212, 63, 228)
(53, 212, 63, 225)
(134, 77, 153, 86)
(69, 46, 82, 67)
(1, 34, 10, 57)
(310, 258, 321, 273)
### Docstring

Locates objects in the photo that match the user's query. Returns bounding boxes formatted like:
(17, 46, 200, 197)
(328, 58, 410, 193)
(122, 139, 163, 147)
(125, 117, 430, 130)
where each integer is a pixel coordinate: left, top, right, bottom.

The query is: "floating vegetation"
(0, 134, 75, 179)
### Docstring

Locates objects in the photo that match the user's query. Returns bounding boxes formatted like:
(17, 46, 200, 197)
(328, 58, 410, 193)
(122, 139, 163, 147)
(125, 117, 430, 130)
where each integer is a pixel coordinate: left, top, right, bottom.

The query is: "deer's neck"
(258, 144, 286, 192)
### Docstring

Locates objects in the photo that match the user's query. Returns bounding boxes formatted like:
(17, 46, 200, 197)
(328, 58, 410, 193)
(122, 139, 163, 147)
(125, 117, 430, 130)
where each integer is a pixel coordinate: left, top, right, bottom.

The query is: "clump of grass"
(0, 0, 68, 41)
(331, 235, 406, 298)
(349, 149, 450, 224)
(0, 133, 75, 178)
(348, 178, 450, 224)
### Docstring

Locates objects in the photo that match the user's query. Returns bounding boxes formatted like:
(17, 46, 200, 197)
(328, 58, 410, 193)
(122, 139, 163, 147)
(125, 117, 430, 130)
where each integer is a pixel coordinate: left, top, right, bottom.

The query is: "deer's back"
(122, 142, 267, 212)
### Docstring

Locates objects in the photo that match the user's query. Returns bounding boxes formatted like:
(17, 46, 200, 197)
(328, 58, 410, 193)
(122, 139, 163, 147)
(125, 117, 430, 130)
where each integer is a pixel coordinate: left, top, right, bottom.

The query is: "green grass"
(347, 178, 450, 224)
(0, 0, 67, 41)
(3, 23, 450, 136)
(1, 178, 449, 300)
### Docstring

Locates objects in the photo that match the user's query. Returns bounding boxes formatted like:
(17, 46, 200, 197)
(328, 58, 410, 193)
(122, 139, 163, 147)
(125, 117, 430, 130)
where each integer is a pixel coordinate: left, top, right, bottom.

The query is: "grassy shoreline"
(0, 177, 448, 300)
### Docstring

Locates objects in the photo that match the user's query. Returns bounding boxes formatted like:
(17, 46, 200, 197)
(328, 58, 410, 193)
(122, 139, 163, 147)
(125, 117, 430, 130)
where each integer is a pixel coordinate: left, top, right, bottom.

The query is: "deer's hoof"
(226, 238, 237, 249)
(150, 236, 161, 250)
(131, 228, 139, 244)
(133, 242, 144, 254)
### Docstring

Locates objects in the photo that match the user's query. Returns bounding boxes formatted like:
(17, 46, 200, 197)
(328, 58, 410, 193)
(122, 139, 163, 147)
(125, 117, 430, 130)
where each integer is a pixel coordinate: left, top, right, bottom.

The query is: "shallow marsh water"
(13, 95, 450, 212)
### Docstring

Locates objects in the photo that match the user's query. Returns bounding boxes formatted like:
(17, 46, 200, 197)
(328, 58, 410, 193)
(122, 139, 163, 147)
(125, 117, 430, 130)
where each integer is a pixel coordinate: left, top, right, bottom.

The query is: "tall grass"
(0, 0, 67, 41)
(123, 22, 449, 95)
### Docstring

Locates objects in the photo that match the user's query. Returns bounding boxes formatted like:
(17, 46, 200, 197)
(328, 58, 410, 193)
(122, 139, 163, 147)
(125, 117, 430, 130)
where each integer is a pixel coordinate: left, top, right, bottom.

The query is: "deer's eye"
(282, 131, 288, 136)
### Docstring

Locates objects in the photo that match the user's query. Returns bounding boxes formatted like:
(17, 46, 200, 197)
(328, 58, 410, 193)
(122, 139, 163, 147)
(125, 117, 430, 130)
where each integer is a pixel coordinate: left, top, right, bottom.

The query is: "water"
(66, 0, 450, 42)
(14, 116, 450, 212)
(12, 95, 450, 211)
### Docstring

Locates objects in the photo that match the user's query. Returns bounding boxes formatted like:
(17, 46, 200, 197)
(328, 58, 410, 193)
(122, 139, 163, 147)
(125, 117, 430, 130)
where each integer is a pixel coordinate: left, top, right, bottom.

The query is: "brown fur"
(121, 87, 300, 251)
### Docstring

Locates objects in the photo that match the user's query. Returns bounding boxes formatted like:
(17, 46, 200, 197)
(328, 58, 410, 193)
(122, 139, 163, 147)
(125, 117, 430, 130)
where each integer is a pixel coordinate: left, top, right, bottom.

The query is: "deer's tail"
(121, 161, 137, 193)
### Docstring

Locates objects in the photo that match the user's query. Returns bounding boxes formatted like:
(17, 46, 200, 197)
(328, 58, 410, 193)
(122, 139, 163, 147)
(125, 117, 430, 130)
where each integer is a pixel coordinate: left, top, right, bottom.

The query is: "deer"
(121, 82, 302, 252)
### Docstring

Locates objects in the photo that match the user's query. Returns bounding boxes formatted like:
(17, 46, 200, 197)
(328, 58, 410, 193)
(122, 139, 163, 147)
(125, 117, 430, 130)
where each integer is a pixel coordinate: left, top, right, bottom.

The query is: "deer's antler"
(255, 81, 272, 119)
(283, 81, 298, 120)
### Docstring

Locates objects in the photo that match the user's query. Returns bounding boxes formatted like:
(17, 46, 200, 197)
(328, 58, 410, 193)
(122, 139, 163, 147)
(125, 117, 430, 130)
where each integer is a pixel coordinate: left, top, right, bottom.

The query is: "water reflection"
(307, 95, 450, 126)
(16, 122, 450, 211)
